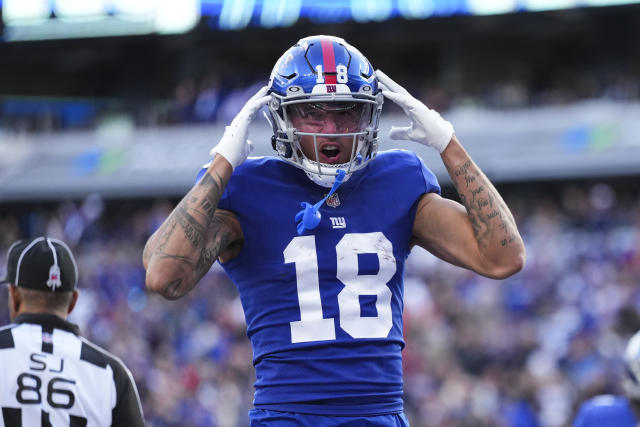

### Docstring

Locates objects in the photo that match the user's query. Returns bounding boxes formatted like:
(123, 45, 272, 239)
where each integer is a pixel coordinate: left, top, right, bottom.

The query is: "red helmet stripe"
(320, 40, 337, 84)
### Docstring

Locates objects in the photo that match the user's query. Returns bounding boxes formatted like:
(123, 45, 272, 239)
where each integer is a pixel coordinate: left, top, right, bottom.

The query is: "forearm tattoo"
(162, 279, 184, 301)
(452, 160, 519, 249)
(146, 170, 236, 299)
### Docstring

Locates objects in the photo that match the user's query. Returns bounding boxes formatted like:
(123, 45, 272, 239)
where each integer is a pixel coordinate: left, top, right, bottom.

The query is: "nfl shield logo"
(326, 193, 340, 208)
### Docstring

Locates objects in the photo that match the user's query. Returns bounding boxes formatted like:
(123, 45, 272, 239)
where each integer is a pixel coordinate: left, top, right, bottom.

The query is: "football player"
(573, 330, 640, 427)
(143, 35, 526, 426)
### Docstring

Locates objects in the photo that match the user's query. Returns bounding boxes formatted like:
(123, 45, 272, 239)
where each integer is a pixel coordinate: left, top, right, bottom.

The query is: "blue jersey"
(573, 395, 638, 427)
(216, 150, 440, 415)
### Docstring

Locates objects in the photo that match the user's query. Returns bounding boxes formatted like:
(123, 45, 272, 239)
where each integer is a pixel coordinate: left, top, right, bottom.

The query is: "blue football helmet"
(267, 35, 383, 187)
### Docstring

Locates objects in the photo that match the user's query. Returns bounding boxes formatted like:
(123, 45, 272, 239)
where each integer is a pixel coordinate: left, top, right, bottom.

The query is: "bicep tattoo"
(453, 160, 519, 249)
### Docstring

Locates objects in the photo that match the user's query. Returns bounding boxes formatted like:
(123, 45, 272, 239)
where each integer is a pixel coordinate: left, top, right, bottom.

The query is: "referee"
(0, 237, 145, 427)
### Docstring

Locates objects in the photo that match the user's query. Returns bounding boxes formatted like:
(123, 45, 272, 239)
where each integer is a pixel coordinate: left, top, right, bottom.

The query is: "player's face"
(289, 102, 369, 164)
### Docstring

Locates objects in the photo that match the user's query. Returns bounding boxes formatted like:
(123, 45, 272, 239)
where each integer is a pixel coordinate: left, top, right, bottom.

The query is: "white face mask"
(267, 92, 383, 188)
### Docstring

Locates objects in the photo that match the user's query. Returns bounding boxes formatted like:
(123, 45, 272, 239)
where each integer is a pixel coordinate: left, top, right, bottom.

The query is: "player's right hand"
(210, 85, 270, 169)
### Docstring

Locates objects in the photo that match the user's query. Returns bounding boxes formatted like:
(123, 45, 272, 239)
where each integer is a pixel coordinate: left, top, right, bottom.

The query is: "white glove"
(376, 70, 454, 153)
(210, 85, 270, 169)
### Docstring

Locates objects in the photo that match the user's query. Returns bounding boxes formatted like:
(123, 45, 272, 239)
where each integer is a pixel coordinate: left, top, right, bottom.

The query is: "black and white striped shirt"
(0, 313, 144, 427)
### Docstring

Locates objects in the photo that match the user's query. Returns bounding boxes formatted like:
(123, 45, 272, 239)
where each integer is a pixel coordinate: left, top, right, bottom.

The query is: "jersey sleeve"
(414, 151, 441, 196)
(110, 360, 145, 427)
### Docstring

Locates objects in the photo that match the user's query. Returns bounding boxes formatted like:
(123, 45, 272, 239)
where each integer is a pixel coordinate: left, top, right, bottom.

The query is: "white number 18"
(284, 232, 396, 343)
(315, 64, 349, 84)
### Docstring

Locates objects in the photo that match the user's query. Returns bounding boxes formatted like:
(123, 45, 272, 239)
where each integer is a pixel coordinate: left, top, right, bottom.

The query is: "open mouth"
(319, 144, 343, 164)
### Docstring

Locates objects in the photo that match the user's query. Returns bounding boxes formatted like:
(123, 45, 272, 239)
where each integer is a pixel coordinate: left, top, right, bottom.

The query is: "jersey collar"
(13, 313, 81, 336)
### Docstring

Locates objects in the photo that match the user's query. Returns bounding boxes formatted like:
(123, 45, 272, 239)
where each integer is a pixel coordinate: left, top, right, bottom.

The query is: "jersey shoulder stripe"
(79, 337, 136, 384)
(0, 327, 15, 349)
(80, 339, 109, 368)
(1, 407, 20, 425)
(79, 337, 134, 377)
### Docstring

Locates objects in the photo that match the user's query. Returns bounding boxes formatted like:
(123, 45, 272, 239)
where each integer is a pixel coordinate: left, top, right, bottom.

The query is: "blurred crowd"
(0, 72, 262, 134)
(2, 62, 639, 134)
(0, 179, 639, 427)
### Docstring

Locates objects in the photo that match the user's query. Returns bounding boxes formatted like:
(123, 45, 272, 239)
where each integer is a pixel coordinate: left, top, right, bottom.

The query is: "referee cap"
(1, 236, 78, 292)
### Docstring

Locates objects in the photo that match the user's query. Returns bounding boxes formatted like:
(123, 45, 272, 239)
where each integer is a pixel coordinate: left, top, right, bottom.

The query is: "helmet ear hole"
(274, 139, 293, 159)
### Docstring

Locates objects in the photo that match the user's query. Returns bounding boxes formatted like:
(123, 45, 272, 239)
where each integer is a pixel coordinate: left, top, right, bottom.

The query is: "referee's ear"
(67, 290, 79, 315)
(8, 285, 21, 320)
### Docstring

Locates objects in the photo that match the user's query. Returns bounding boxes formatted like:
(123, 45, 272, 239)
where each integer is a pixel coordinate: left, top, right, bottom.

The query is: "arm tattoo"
(452, 160, 518, 249)
(145, 168, 237, 298)
(176, 204, 206, 249)
(194, 210, 238, 279)
(143, 215, 178, 266)
(175, 170, 226, 249)
(163, 279, 184, 301)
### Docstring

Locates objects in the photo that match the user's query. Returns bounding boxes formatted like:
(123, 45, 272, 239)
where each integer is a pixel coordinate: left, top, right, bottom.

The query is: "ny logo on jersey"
(330, 217, 346, 229)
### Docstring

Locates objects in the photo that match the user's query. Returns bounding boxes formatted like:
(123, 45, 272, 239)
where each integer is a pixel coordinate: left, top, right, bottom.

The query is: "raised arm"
(412, 136, 524, 278)
(143, 156, 240, 299)
(376, 70, 525, 279)
(143, 86, 270, 299)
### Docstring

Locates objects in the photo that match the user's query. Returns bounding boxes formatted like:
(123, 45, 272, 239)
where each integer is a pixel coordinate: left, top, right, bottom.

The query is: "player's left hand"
(376, 69, 454, 153)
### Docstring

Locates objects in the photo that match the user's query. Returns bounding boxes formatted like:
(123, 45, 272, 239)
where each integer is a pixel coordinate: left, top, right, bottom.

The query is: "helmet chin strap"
(295, 169, 346, 235)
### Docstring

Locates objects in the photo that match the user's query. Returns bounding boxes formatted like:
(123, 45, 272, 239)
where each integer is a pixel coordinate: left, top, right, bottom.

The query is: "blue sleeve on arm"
(413, 152, 441, 195)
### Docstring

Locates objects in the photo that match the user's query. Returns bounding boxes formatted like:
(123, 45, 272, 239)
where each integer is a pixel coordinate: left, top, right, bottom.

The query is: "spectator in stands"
(573, 329, 640, 427)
